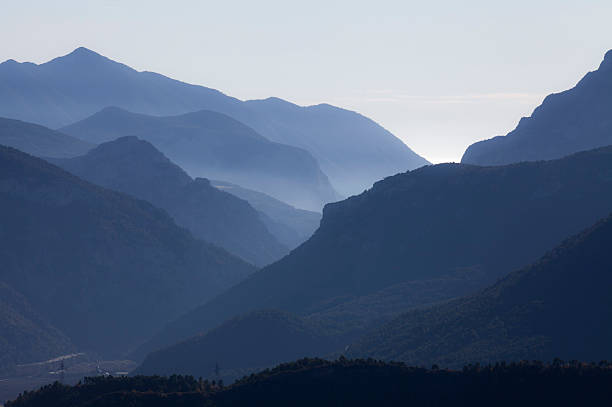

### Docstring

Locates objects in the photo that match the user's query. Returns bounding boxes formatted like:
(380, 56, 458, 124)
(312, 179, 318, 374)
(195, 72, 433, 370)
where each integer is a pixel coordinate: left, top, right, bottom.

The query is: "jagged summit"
(462, 49, 612, 166)
(599, 49, 612, 70)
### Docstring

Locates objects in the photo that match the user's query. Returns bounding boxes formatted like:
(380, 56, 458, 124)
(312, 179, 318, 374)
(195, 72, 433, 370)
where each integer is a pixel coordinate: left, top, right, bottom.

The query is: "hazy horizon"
(2, 0, 612, 163)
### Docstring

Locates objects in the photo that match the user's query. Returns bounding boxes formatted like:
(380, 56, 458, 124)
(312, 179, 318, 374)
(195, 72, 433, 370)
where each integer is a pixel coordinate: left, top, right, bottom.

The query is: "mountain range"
(462, 49, 612, 166)
(210, 180, 321, 250)
(0, 47, 428, 197)
(3, 44, 612, 404)
(348, 211, 612, 366)
(51, 136, 288, 266)
(60, 107, 338, 210)
(237, 98, 429, 196)
(134, 145, 612, 363)
(0, 145, 254, 359)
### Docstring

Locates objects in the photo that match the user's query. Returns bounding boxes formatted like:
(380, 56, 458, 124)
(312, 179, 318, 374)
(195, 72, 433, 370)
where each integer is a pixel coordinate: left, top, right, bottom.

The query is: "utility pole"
(59, 360, 65, 383)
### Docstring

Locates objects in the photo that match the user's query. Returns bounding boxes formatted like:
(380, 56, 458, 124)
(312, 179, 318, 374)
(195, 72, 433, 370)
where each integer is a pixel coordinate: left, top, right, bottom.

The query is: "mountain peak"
(88, 136, 168, 161)
(71, 46, 99, 55)
(62, 47, 105, 61)
(44, 47, 128, 70)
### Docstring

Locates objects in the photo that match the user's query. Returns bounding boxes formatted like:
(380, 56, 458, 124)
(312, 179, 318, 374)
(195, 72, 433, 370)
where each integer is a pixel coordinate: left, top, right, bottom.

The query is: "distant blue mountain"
(60, 107, 339, 210)
(0, 47, 428, 196)
(211, 179, 321, 250)
(462, 50, 612, 165)
(240, 98, 429, 196)
(0, 117, 93, 158)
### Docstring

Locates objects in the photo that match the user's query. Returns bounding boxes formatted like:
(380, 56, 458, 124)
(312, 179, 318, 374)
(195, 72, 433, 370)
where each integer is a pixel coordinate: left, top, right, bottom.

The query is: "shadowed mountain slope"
(463, 49, 612, 165)
(349, 213, 612, 367)
(133, 272, 486, 376)
(0, 117, 92, 158)
(135, 146, 612, 358)
(0, 47, 428, 196)
(61, 107, 338, 210)
(135, 310, 341, 378)
(51, 136, 288, 266)
(0, 281, 74, 373)
(0, 146, 254, 357)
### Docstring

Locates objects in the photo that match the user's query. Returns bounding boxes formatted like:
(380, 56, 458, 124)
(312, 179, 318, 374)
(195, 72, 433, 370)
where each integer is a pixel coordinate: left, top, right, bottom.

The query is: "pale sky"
(2, 0, 611, 163)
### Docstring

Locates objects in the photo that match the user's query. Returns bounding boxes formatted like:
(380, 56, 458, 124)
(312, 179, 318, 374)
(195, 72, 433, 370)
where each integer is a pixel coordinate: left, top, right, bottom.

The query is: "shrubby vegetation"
(135, 310, 342, 379)
(348, 213, 612, 366)
(7, 358, 612, 406)
(0, 282, 73, 372)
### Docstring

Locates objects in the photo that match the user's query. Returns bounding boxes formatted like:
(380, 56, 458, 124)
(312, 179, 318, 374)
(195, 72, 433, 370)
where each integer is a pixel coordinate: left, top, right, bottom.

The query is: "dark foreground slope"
(52, 137, 287, 266)
(0, 117, 92, 158)
(7, 359, 612, 407)
(0, 47, 428, 197)
(135, 274, 488, 379)
(0, 282, 74, 372)
(0, 146, 254, 356)
(349, 213, 612, 366)
(462, 49, 612, 165)
(61, 107, 338, 210)
(138, 146, 612, 357)
(135, 310, 341, 379)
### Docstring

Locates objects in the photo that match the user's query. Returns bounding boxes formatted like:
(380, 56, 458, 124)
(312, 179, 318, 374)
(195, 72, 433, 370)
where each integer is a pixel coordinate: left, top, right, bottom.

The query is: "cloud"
(333, 92, 546, 105)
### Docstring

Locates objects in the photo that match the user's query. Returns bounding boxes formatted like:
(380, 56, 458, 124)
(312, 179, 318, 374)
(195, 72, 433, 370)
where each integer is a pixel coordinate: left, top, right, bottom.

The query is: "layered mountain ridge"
(0, 145, 254, 357)
(51, 136, 288, 266)
(349, 212, 612, 366)
(135, 146, 612, 361)
(61, 107, 339, 210)
(0, 47, 428, 197)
